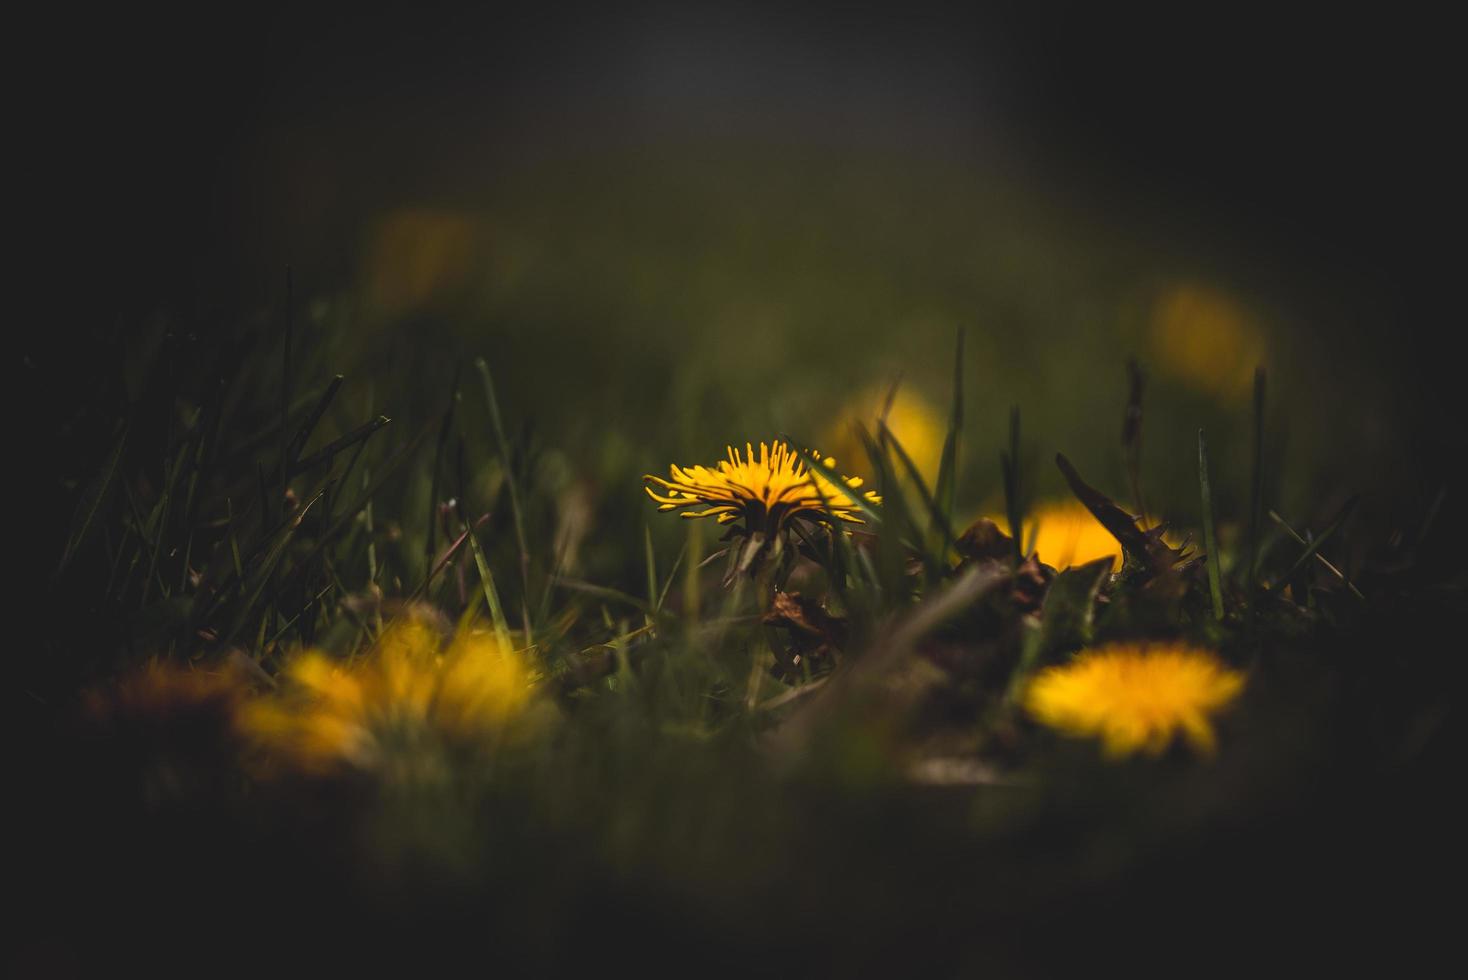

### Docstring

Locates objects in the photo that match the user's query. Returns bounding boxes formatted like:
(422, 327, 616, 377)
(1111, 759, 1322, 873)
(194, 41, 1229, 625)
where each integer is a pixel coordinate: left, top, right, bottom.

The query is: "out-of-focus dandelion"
(1024, 643, 1245, 758)
(644, 440, 879, 537)
(828, 385, 946, 484)
(240, 612, 547, 777)
(1150, 282, 1267, 398)
(996, 500, 1183, 571)
(1024, 500, 1126, 570)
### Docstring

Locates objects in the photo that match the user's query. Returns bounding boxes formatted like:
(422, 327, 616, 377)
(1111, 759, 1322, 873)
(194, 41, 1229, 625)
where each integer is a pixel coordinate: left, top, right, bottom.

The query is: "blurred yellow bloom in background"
(988, 500, 1186, 571)
(644, 440, 879, 533)
(1025, 643, 1245, 758)
(240, 612, 546, 776)
(1021, 500, 1128, 570)
(1149, 282, 1267, 398)
(828, 385, 946, 485)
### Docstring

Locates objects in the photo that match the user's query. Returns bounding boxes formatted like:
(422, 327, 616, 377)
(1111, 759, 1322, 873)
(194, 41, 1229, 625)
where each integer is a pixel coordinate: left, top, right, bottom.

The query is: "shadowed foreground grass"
(16, 288, 1459, 975)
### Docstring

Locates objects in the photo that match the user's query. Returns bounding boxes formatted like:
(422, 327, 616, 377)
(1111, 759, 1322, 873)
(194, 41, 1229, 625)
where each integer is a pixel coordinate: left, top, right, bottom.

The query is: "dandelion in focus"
(1024, 643, 1245, 758)
(240, 611, 546, 777)
(644, 440, 879, 537)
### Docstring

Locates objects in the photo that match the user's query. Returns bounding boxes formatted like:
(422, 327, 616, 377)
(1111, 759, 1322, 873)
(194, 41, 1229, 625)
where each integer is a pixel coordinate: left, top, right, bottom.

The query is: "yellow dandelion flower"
(827, 385, 946, 485)
(644, 440, 880, 534)
(1024, 643, 1245, 758)
(990, 500, 1183, 571)
(239, 614, 545, 775)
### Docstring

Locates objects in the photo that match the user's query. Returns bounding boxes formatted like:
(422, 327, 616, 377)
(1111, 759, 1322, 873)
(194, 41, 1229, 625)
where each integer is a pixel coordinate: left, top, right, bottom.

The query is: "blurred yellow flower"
(828, 385, 946, 485)
(1150, 282, 1266, 397)
(240, 614, 545, 775)
(1025, 500, 1126, 570)
(644, 440, 879, 534)
(1025, 643, 1245, 758)
(994, 500, 1183, 571)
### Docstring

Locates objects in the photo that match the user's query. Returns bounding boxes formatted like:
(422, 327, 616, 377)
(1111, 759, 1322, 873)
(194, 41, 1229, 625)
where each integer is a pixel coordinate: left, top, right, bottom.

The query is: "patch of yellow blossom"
(1025, 642, 1245, 758)
(239, 612, 549, 776)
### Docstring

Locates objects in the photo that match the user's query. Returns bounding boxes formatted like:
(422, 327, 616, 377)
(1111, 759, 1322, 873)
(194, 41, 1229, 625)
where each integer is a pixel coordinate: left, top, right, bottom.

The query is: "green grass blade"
(1001, 406, 1024, 564)
(856, 422, 926, 592)
(222, 487, 326, 643)
(553, 576, 654, 615)
(465, 516, 515, 651)
(782, 438, 884, 526)
(1198, 429, 1225, 621)
(1247, 367, 1266, 590)
(1268, 496, 1359, 596)
(289, 415, 392, 477)
(276, 267, 294, 527)
(1004, 556, 1111, 704)
(881, 417, 958, 561)
(225, 497, 245, 582)
(643, 523, 659, 625)
(934, 327, 964, 531)
(56, 424, 127, 578)
(655, 539, 688, 615)
(1122, 359, 1147, 525)
(475, 356, 532, 607)
(426, 368, 462, 577)
(285, 374, 344, 465)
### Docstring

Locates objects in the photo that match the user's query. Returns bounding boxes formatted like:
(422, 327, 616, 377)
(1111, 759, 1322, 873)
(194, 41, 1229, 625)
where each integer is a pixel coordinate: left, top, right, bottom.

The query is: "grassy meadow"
(17, 153, 1457, 975)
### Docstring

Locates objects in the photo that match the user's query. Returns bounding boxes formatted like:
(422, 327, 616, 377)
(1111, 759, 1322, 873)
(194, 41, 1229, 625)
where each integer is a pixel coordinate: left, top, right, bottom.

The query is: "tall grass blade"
(289, 415, 392, 477)
(1247, 367, 1266, 591)
(1268, 497, 1360, 596)
(1122, 359, 1147, 524)
(285, 374, 344, 465)
(880, 418, 957, 561)
(1198, 428, 1225, 621)
(782, 438, 884, 526)
(934, 327, 964, 532)
(1001, 406, 1023, 564)
(56, 424, 127, 578)
(426, 368, 462, 575)
(465, 516, 515, 651)
(475, 356, 532, 608)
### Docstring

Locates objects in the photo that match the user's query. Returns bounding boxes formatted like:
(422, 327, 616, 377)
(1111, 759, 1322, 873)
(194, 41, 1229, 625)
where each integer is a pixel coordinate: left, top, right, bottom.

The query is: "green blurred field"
(207, 150, 1411, 579)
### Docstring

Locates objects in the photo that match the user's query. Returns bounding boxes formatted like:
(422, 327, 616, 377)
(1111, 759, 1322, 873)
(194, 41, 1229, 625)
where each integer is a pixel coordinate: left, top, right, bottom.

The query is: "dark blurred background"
(20, 3, 1463, 574)
(28, 5, 1457, 316)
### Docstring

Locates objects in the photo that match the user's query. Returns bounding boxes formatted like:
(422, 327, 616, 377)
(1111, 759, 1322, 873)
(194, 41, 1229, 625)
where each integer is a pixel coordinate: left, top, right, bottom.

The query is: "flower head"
(995, 500, 1183, 571)
(644, 440, 879, 535)
(827, 386, 945, 485)
(240, 612, 546, 777)
(1024, 642, 1245, 758)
